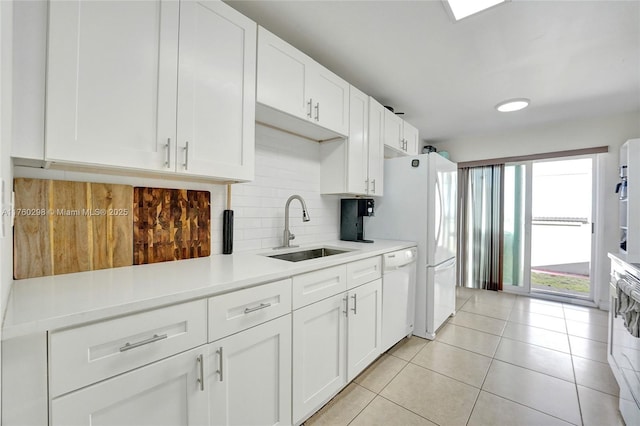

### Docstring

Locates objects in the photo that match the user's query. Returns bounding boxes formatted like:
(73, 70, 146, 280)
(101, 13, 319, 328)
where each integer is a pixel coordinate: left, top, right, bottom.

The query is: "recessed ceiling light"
(445, 0, 507, 21)
(496, 98, 530, 112)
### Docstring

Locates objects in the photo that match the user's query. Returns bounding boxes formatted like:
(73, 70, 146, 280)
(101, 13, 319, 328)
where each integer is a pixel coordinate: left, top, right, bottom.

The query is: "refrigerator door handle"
(433, 257, 456, 271)
(435, 175, 444, 247)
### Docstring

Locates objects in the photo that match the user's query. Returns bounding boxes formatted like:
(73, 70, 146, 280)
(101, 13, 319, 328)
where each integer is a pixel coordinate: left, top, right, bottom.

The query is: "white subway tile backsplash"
(229, 125, 340, 250)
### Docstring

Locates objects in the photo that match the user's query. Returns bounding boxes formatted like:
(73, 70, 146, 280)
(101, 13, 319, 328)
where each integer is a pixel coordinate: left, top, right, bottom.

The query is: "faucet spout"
(277, 195, 310, 249)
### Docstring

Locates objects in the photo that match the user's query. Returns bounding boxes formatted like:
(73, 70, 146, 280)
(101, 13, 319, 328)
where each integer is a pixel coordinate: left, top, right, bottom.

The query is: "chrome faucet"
(276, 195, 310, 249)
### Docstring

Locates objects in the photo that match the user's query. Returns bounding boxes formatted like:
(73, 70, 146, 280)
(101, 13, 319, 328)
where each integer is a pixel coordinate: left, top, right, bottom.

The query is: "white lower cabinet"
(292, 293, 347, 424)
(208, 315, 292, 426)
(347, 279, 382, 382)
(15, 255, 392, 426)
(50, 346, 209, 426)
(292, 278, 382, 424)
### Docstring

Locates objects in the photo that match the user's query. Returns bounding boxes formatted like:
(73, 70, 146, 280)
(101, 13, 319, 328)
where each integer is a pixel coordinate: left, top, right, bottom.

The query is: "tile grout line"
(375, 394, 445, 426)
(407, 355, 486, 391)
(565, 305, 586, 426)
(478, 388, 582, 426)
(343, 383, 377, 426)
(465, 354, 497, 426)
(350, 344, 438, 426)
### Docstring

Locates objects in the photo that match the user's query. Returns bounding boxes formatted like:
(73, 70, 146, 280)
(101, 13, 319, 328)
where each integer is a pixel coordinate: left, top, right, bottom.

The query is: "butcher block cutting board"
(133, 187, 210, 265)
(13, 179, 133, 279)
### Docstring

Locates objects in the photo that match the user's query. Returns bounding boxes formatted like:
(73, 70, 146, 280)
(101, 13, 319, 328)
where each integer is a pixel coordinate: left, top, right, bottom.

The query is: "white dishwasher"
(382, 247, 418, 352)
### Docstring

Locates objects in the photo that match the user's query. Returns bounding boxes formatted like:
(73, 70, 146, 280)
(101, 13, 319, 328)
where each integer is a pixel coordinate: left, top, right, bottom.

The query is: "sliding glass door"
(502, 156, 595, 301)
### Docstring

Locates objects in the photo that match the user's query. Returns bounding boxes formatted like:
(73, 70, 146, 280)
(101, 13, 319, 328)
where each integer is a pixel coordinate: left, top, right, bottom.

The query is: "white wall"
(0, 0, 15, 417)
(434, 111, 640, 308)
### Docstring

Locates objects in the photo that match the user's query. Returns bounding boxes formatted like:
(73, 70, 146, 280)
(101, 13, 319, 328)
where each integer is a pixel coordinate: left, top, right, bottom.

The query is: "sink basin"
(267, 247, 351, 262)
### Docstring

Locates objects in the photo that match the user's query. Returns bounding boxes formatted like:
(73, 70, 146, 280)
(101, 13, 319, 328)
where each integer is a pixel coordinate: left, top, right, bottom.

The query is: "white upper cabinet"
(45, 0, 256, 182)
(256, 27, 309, 121)
(176, 0, 256, 181)
(321, 90, 384, 196)
(257, 26, 349, 140)
(346, 87, 369, 196)
(384, 109, 404, 154)
(383, 109, 420, 156)
(46, 0, 179, 171)
(367, 97, 385, 196)
(307, 62, 350, 136)
(403, 121, 420, 156)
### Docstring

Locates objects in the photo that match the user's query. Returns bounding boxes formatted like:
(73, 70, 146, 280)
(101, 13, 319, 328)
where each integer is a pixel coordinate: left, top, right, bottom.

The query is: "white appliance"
(608, 257, 640, 426)
(368, 153, 457, 339)
(381, 247, 418, 351)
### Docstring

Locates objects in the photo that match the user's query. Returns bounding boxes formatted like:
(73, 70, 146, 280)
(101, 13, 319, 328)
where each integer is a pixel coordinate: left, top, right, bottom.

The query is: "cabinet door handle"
(119, 333, 167, 352)
(343, 295, 348, 316)
(216, 347, 224, 382)
(314, 102, 320, 121)
(371, 179, 376, 194)
(365, 179, 369, 194)
(307, 98, 313, 118)
(244, 302, 271, 314)
(196, 354, 204, 391)
(183, 141, 189, 170)
(165, 138, 171, 168)
(351, 294, 357, 315)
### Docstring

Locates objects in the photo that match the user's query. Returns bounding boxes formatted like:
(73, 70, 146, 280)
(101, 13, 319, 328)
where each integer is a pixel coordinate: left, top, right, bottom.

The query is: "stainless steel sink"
(267, 247, 351, 262)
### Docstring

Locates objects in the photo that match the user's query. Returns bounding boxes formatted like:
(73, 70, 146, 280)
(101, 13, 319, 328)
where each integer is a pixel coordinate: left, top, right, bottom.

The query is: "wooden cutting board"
(13, 179, 133, 279)
(133, 187, 210, 265)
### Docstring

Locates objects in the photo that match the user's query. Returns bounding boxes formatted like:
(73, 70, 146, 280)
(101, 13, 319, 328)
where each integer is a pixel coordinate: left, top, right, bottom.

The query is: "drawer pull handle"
(244, 302, 271, 314)
(351, 294, 357, 315)
(196, 354, 204, 391)
(119, 333, 168, 352)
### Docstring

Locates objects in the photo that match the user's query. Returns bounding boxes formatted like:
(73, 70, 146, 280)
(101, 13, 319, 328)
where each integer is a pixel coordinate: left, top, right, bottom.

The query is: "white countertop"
(2, 239, 416, 339)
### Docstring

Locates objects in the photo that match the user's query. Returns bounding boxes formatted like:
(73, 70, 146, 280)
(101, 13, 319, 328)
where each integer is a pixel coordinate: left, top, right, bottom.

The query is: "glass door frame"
(502, 155, 597, 304)
(502, 161, 532, 295)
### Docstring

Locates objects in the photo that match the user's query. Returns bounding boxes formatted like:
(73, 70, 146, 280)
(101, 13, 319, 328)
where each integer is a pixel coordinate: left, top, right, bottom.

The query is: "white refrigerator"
(367, 153, 457, 339)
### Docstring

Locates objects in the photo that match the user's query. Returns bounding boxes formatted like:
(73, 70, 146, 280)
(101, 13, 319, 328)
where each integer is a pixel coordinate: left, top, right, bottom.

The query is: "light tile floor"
(305, 287, 625, 426)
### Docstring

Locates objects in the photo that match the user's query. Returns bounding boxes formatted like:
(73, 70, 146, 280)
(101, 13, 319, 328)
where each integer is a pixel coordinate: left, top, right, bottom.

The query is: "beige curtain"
(458, 164, 504, 291)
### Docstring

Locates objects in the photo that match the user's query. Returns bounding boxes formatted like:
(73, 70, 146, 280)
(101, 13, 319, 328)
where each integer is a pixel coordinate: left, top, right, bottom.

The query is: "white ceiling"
(225, 0, 640, 143)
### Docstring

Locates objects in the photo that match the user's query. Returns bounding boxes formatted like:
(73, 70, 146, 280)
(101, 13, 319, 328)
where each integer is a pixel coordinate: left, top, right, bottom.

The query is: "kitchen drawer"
(208, 278, 292, 342)
(293, 265, 347, 309)
(347, 256, 381, 289)
(49, 299, 207, 397)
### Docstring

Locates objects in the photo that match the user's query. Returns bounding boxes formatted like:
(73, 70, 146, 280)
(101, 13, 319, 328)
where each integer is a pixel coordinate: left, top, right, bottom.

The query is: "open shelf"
(619, 139, 639, 255)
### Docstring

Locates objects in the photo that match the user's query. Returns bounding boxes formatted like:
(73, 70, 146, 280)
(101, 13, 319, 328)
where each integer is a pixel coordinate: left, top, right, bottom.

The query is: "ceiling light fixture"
(445, 0, 506, 21)
(495, 98, 530, 112)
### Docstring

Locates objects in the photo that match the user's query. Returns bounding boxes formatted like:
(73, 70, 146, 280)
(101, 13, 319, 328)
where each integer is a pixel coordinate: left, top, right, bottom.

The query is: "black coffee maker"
(340, 198, 375, 243)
